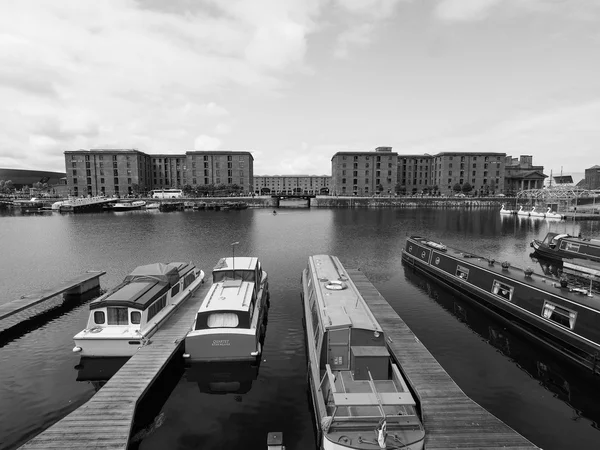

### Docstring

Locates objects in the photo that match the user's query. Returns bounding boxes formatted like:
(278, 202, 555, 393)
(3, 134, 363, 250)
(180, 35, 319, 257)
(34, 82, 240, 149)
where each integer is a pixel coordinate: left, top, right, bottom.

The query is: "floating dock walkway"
(0, 271, 105, 334)
(347, 268, 540, 450)
(20, 279, 211, 450)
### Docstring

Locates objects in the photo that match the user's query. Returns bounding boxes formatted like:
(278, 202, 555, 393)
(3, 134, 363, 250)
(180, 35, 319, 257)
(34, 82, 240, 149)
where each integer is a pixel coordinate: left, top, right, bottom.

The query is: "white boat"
(545, 207, 563, 219)
(500, 204, 515, 214)
(302, 255, 425, 450)
(529, 206, 546, 218)
(73, 262, 205, 357)
(51, 200, 67, 210)
(146, 202, 160, 209)
(517, 205, 529, 216)
(184, 257, 269, 362)
(113, 200, 146, 211)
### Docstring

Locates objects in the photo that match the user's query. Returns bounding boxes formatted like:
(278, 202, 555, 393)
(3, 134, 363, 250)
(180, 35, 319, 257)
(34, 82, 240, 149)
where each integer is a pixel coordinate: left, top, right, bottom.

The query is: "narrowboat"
(72, 262, 205, 357)
(301, 255, 425, 450)
(402, 236, 600, 373)
(184, 257, 269, 362)
(531, 232, 600, 264)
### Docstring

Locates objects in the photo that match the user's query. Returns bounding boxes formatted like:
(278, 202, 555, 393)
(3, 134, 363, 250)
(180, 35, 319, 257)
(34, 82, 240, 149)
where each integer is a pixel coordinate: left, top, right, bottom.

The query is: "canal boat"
(72, 262, 205, 357)
(403, 236, 600, 374)
(301, 255, 425, 450)
(184, 257, 269, 362)
(112, 200, 146, 211)
(531, 232, 600, 265)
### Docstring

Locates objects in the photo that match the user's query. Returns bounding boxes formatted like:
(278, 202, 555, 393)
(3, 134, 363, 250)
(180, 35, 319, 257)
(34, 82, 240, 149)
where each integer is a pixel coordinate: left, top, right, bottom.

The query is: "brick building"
(253, 175, 330, 195)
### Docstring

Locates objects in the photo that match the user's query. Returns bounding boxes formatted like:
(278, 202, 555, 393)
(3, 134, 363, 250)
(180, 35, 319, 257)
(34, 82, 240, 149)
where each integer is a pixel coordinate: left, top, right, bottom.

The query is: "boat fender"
(325, 280, 347, 290)
(321, 416, 332, 432)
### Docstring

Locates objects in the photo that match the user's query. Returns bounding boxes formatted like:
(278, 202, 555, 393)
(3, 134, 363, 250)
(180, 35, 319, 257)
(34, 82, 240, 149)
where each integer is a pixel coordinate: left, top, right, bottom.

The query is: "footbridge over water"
(271, 194, 316, 208)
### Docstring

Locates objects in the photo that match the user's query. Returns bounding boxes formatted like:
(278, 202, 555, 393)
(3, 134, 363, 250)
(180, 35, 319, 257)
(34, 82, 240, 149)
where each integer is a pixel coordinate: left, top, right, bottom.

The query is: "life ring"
(325, 280, 347, 290)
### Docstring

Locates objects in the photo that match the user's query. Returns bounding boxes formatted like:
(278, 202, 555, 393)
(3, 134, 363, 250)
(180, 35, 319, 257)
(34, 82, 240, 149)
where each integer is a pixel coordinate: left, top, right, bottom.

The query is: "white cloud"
(402, 100, 600, 174)
(215, 123, 232, 134)
(334, 23, 374, 58)
(435, 0, 501, 22)
(194, 134, 222, 150)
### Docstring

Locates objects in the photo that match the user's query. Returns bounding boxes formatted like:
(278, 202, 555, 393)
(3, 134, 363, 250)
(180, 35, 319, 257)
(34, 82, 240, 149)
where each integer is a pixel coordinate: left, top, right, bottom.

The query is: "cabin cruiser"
(113, 200, 146, 211)
(184, 257, 269, 362)
(73, 262, 204, 357)
(301, 255, 425, 450)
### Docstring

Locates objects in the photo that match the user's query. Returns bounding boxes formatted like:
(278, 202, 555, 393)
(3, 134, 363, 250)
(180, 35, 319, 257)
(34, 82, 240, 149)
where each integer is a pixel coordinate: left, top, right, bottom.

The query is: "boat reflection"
(403, 267, 600, 428)
(185, 359, 261, 396)
(74, 356, 129, 391)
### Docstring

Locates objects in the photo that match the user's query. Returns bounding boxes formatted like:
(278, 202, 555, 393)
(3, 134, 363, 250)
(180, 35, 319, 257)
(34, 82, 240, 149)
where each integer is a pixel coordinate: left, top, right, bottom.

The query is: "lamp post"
(231, 241, 239, 278)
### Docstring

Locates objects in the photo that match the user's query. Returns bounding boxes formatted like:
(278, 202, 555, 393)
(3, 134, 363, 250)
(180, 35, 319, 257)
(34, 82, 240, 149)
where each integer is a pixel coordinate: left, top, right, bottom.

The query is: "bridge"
(271, 194, 316, 208)
(58, 196, 117, 212)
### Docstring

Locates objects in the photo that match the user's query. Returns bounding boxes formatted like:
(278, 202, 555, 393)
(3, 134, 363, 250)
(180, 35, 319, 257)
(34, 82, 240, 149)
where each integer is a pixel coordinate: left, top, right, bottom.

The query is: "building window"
(342, 178, 346, 184)
(128, 178, 132, 184)
(72, 170, 77, 176)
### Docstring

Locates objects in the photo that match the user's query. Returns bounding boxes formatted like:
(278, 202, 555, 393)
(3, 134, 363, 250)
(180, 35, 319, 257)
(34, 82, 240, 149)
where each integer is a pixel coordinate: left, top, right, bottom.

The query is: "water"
(1, 207, 600, 450)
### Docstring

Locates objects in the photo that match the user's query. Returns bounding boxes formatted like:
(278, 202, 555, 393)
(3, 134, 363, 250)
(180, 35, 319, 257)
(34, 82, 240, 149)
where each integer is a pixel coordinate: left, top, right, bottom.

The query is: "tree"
(462, 182, 473, 194)
(0, 180, 14, 194)
(182, 184, 194, 196)
(376, 184, 384, 193)
(452, 183, 462, 194)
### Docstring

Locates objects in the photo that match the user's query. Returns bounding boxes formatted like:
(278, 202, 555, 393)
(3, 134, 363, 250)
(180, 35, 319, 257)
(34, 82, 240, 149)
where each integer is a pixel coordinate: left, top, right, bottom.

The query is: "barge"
(531, 232, 600, 265)
(403, 236, 600, 374)
(301, 255, 425, 450)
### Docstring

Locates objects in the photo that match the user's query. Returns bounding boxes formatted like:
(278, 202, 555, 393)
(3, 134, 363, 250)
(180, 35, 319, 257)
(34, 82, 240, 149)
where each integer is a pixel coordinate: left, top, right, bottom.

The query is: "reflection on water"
(403, 266, 600, 431)
(74, 357, 129, 391)
(185, 360, 262, 396)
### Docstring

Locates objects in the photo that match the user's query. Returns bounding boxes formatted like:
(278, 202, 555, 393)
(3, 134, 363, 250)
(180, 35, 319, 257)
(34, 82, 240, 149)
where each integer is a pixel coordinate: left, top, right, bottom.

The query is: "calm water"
(1, 207, 600, 450)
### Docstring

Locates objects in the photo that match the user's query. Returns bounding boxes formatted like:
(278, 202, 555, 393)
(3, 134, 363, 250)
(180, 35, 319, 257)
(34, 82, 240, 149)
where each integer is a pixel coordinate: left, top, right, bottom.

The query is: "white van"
(152, 189, 183, 199)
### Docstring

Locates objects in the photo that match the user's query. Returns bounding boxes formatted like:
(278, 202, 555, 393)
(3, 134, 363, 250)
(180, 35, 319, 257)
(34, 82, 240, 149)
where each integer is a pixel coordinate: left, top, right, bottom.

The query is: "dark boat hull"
(402, 236, 600, 374)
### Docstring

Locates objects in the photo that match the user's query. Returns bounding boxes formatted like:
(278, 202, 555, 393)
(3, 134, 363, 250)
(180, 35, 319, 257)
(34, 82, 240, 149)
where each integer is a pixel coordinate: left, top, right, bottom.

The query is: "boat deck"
(346, 268, 540, 449)
(19, 279, 212, 450)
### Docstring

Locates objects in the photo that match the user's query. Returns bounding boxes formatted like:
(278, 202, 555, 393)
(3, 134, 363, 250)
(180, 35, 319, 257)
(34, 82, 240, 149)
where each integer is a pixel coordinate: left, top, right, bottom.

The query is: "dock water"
(19, 279, 211, 450)
(346, 268, 540, 450)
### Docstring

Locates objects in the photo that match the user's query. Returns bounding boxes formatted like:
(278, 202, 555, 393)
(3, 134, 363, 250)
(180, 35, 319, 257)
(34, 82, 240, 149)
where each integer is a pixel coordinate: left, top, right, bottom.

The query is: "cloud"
(194, 134, 222, 150)
(402, 99, 600, 174)
(434, 0, 501, 22)
(215, 123, 232, 134)
(334, 23, 374, 58)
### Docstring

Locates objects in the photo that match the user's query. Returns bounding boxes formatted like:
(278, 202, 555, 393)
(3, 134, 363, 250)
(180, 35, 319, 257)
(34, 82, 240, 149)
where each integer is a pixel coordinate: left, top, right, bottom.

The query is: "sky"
(0, 0, 599, 177)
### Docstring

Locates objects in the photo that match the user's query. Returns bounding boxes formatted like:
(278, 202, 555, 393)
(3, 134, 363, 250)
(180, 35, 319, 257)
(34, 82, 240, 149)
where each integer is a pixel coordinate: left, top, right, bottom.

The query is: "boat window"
(130, 311, 141, 324)
(171, 283, 180, 297)
(213, 270, 256, 283)
(491, 280, 514, 301)
(207, 313, 239, 328)
(456, 265, 469, 281)
(315, 322, 322, 352)
(107, 307, 129, 325)
(311, 301, 320, 336)
(94, 311, 105, 324)
(148, 295, 167, 321)
(541, 301, 577, 330)
(561, 242, 580, 253)
(183, 273, 195, 289)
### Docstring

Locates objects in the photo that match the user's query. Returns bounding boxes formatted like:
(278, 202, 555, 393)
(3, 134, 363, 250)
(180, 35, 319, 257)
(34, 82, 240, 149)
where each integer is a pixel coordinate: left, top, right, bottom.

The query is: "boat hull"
(402, 237, 600, 373)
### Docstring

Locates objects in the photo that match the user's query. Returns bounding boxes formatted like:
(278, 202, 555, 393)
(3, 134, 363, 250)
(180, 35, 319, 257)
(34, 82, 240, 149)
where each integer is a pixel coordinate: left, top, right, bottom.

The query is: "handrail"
(368, 369, 386, 419)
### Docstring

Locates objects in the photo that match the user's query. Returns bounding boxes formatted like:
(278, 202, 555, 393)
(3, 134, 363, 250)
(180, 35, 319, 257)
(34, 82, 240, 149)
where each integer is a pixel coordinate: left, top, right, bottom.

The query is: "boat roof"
(409, 236, 600, 312)
(213, 257, 258, 273)
(124, 262, 188, 286)
(199, 279, 255, 313)
(308, 255, 382, 332)
(90, 280, 169, 310)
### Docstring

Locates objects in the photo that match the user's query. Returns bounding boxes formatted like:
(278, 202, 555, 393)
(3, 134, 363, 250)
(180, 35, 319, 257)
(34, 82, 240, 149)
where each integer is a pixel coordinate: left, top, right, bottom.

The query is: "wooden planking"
(0, 271, 105, 322)
(346, 269, 539, 450)
(20, 278, 211, 450)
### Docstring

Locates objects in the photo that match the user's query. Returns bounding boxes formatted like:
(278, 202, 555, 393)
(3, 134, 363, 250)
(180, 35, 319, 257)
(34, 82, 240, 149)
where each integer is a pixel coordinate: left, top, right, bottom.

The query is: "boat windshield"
(213, 269, 256, 283)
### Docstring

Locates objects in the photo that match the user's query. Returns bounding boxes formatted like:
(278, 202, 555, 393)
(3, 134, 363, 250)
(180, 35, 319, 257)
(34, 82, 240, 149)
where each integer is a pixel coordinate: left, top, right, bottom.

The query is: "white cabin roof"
(309, 255, 382, 332)
(199, 279, 255, 313)
(213, 257, 258, 273)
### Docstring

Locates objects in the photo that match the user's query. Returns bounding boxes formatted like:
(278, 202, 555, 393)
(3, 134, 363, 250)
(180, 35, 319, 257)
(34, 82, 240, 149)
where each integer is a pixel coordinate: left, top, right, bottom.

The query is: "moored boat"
(73, 262, 205, 357)
(146, 202, 160, 209)
(403, 235, 600, 373)
(113, 200, 146, 211)
(13, 198, 44, 211)
(301, 255, 425, 450)
(531, 232, 600, 265)
(500, 204, 515, 214)
(184, 257, 269, 362)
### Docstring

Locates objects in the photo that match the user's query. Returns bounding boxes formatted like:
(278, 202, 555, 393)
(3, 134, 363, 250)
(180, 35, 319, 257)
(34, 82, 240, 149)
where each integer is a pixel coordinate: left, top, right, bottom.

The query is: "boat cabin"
(212, 257, 265, 298)
(543, 233, 600, 260)
(193, 279, 256, 330)
(304, 255, 388, 378)
(87, 262, 197, 329)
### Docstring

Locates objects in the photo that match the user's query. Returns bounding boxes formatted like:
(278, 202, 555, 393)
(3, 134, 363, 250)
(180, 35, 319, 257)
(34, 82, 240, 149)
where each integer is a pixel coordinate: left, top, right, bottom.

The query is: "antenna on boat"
(231, 241, 239, 280)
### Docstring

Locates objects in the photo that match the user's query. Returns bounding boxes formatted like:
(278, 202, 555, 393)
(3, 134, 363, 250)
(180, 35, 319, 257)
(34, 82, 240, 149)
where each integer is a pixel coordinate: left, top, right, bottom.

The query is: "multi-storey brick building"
(64, 149, 152, 197)
(253, 175, 330, 195)
(397, 154, 434, 194)
(583, 165, 600, 190)
(430, 152, 506, 196)
(64, 149, 253, 196)
(330, 147, 398, 196)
